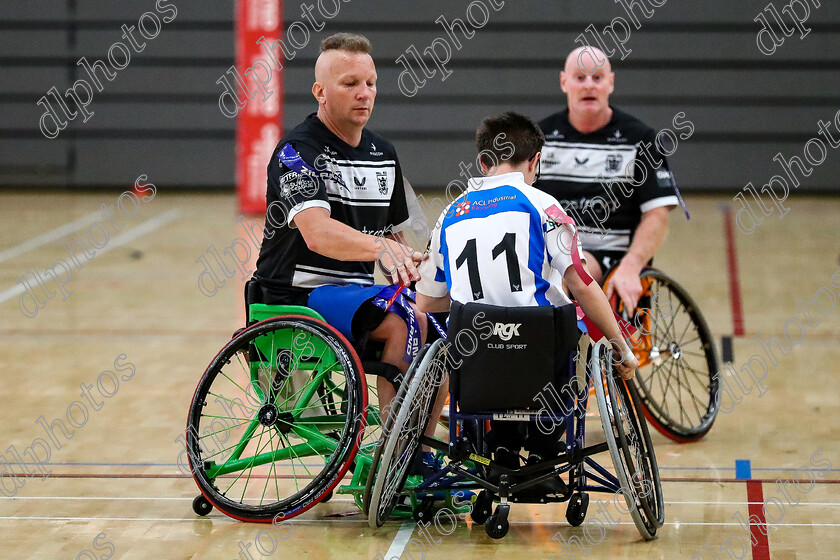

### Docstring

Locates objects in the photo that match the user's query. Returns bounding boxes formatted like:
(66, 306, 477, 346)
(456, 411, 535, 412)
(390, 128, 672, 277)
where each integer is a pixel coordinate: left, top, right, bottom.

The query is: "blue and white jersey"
(416, 172, 584, 307)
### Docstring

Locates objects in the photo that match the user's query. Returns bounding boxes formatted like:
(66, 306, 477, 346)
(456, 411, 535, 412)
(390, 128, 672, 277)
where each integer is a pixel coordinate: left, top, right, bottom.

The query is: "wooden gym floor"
(0, 192, 838, 559)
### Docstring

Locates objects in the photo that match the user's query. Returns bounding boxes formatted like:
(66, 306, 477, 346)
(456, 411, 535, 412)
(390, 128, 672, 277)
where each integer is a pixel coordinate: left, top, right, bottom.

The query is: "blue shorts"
(307, 284, 388, 342)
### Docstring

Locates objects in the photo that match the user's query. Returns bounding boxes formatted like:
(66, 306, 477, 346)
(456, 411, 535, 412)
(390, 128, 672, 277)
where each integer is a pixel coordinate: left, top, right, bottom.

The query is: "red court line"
(721, 205, 745, 336)
(746, 481, 771, 560)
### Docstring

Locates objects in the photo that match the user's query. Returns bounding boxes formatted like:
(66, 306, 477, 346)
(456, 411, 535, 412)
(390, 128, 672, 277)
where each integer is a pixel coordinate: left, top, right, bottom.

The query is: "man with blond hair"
(251, 33, 433, 422)
(536, 46, 681, 314)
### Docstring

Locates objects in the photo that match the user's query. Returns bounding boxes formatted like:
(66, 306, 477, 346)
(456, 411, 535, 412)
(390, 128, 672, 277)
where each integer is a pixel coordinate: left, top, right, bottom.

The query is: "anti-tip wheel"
(192, 495, 213, 516)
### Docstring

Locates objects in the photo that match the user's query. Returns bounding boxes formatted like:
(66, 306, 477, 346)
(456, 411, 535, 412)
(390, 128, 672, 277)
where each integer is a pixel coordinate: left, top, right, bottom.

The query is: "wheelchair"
(364, 301, 665, 540)
(186, 280, 451, 523)
(185, 298, 397, 522)
(603, 266, 720, 442)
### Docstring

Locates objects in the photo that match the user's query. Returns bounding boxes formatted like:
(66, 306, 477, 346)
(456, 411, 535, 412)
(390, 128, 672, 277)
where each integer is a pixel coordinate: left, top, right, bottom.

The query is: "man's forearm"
(297, 210, 407, 263)
(304, 217, 387, 261)
(622, 207, 670, 268)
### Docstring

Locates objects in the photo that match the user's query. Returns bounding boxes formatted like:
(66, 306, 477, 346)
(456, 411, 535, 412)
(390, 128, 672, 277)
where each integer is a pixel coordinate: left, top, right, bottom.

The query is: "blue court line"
(735, 459, 752, 479)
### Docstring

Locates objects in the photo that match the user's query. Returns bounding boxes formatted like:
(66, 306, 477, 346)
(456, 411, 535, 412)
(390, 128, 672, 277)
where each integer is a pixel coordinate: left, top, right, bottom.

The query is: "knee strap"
(363, 361, 404, 391)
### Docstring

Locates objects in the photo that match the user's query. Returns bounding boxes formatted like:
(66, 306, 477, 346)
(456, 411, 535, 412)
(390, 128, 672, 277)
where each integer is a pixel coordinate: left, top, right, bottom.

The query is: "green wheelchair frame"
(187, 304, 466, 522)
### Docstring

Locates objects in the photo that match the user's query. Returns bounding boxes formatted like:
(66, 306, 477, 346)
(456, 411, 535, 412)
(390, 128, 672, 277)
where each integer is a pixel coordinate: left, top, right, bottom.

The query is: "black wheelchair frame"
(365, 302, 665, 540)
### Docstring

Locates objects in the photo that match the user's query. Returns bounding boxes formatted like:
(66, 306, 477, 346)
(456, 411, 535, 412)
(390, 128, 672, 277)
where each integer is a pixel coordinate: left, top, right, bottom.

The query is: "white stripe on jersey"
(327, 195, 391, 207)
(330, 159, 396, 167)
(579, 230, 631, 252)
(541, 142, 638, 183)
(292, 264, 374, 289)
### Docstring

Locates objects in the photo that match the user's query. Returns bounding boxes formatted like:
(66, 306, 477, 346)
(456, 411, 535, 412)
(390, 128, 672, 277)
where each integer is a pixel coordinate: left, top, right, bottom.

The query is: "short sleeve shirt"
(535, 107, 679, 253)
(416, 172, 584, 307)
(254, 114, 410, 301)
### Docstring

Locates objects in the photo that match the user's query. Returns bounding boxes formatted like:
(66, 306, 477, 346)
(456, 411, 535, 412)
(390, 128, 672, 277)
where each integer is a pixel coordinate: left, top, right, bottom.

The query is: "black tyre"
(593, 343, 665, 540)
(470, 491, 493, 525)
(192, 494, 212, 516)
(186, 316, 366, 522)
(413, 497, 436, 523)
(629, 268, 719, 442)
(565, 493, 589, 527)
(485, 504, 510, 539)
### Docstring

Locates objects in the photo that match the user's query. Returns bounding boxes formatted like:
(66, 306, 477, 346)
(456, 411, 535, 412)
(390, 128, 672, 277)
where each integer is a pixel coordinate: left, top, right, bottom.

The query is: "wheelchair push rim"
(186, 315, 367, 522)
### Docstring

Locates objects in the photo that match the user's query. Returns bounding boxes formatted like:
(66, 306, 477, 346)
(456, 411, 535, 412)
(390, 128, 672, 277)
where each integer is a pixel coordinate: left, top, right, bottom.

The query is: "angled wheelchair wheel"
(361, 343, 430, 516)
(624, 268, 720, 442)
(592, 343, 664, 540)
(368, 339, 447, 528)
(186, 315, 367, 522)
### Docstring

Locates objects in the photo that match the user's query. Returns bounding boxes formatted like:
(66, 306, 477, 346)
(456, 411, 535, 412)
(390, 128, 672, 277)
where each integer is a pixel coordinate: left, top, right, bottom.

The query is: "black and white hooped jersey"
(254, 113, 410, 302)
(416, 172, 583, 307)
(535, 107, 679, 253)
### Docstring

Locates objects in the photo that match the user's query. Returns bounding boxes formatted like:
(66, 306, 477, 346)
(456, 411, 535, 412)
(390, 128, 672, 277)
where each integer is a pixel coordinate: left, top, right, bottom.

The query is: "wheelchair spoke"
(217, 423, 268, 500)
(675, 362, 710, 416)
(260, 432, 278, 505)
(207, 391, 258, 414)
(266, 436, 281, 504)
(280, 431, 317, 481)
(200, 413, 255, 422)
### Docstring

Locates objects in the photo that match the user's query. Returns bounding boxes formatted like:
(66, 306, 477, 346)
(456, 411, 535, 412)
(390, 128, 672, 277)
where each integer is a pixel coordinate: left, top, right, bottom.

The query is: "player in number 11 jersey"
(415, 112, 638, 379)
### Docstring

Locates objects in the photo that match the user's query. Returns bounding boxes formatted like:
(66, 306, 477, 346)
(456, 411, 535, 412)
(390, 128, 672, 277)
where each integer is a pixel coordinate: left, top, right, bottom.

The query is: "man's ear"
(559, 71, 567, 93)
(607, 72, 615, 95)
(312, 82, 324, 105)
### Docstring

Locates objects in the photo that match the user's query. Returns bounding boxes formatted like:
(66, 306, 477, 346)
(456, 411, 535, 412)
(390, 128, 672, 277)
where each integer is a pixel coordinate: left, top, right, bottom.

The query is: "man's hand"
(378, 240, 427, 285)
(604, 254, 644, 315)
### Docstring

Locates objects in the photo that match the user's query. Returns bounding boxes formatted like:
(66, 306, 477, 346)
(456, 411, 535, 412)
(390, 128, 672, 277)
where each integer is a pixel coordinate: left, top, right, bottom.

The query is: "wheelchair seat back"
(447, 301, 580, 412)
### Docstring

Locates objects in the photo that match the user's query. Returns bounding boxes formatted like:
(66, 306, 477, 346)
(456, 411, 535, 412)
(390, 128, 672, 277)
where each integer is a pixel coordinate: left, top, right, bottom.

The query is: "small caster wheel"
(470, 491, 493, 524)
(413, 497, 436, 523)
(192, 495, 212, 516)
(484, 504, 510, 539)
(565, 493, 589, 527)
(322, 489, 333, 503)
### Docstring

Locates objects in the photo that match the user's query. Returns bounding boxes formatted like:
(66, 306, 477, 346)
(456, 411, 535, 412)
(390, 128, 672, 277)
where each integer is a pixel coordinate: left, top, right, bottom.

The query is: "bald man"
(535, 47, 679, 314)
(252, 33, 432, 415)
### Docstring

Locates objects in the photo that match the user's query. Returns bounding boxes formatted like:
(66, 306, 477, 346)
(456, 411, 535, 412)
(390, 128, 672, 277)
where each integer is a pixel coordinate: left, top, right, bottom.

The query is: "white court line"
(0, 210, 101, 263)
(383, 520, 416, 559)
(1, 516, 840, 528)
(4, 497, 840, 507)
(0, 209, 181, 305)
